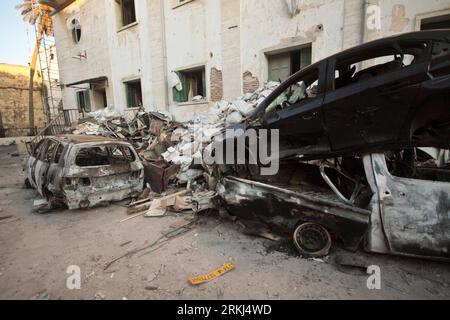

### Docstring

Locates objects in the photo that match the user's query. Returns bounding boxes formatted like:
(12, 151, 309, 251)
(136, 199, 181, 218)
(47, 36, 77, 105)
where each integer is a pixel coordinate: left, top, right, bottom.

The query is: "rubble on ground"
(71, 81, 280, 194)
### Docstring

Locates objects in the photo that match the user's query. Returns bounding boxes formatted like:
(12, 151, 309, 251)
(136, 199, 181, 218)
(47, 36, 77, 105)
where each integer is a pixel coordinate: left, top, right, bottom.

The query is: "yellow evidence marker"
(189, 262, 235, 285)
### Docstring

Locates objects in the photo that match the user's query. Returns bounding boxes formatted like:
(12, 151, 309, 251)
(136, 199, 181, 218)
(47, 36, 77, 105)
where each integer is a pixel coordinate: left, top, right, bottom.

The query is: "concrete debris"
(71, 82, 279, 196)
(161, 81, 279, 171)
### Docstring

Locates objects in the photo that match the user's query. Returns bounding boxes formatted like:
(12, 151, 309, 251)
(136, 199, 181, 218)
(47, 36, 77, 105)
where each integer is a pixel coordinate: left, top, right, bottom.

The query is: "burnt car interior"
(75, 145, 136, 167)
(333, 41, 429, 89)
(265, 67, 321, 114)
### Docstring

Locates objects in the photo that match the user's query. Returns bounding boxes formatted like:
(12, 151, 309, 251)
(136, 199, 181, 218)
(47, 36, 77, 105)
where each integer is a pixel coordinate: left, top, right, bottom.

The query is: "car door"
(27, 139, 48, 189)
(323, 41, 430, 152)
(262, 61, 328, 158)
(365, 153, 450, 260)
(34, 139, 58, 196)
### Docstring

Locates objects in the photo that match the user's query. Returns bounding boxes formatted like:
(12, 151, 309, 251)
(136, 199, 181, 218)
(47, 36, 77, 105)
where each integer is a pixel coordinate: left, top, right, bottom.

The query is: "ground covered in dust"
(0, 145, 449, 300)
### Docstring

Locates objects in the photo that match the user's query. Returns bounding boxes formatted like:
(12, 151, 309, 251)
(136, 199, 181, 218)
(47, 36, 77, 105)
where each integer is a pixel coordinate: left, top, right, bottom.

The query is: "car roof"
(328, 29, 450, 60)
(45, 135, 126, 145)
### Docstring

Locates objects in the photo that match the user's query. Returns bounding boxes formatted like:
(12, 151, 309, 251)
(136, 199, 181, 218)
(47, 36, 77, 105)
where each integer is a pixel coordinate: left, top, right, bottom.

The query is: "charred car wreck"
(25, 135, 144, 210)
(215, 31, 450, 261)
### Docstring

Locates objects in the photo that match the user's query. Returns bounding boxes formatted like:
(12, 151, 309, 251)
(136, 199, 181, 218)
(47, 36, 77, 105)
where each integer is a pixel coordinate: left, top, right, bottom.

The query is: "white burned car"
(25, 135, 144, 210)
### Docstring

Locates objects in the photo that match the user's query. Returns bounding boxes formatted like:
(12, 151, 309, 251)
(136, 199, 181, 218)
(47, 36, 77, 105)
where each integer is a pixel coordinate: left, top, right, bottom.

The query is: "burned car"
(25, 135, 144, 210)
(217, 149, 450, 261)
(214, 30, 450, 261)
(238, 30, 450, 161)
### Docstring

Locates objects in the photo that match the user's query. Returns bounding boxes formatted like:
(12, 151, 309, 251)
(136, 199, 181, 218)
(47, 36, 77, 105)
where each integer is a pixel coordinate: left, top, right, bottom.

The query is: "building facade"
(53, 0, 450, 122)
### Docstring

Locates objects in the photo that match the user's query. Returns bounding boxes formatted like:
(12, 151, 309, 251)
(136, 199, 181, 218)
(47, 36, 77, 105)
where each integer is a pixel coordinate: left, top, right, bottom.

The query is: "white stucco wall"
(53, 0, 450, 123)
(54, 0, 112, 112)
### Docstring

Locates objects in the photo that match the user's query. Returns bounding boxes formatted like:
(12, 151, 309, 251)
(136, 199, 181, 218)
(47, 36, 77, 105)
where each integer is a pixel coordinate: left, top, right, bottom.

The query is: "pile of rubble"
(72, 81, 280, 194)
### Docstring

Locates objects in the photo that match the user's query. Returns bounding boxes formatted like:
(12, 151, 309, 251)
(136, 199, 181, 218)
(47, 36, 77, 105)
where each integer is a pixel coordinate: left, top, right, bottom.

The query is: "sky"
(0, 0, 37, 66)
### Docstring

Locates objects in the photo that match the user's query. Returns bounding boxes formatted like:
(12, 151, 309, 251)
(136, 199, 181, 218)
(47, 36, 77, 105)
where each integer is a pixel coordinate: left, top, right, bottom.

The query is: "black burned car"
(245, 30, 450, 160)
(214, 31, 450, 261)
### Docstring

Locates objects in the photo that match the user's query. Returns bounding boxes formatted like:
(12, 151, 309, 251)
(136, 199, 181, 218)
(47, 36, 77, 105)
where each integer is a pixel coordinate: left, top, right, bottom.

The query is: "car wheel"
(293, 222, 332, 257)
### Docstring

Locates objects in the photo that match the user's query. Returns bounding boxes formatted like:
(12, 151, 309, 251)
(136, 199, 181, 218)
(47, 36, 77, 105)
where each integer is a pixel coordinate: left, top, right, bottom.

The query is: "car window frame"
(52, 143, 65, 165)
(72, 143, 137, 168)
(32, 139, 47, 158)
(41, 139, 59, 163)
(326, 40, 431, 93)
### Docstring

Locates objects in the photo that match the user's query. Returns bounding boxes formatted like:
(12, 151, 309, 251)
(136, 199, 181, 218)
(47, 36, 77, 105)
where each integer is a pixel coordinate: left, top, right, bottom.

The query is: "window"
(75, 146, 136, 167)
(76, 90, 91, 113)
(33, 139, 47, 158)
(71, 19, 81, 43)
(265, 67, 320, 114)
(125, 80, 143, 108)
(173, 67, 206, 103)
(420, 14, 450, 30)
(93, 88, 108, 109)
(44, 141, 58, 163)
(268, 46, 312, 82)
(54, 144, 64, 164)
(120, 0, 137, 27)
(333, 42, 429, 91)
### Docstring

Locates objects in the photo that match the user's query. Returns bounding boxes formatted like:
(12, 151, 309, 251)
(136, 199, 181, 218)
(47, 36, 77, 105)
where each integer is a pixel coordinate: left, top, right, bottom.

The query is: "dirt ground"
(0, 145, 449, 300)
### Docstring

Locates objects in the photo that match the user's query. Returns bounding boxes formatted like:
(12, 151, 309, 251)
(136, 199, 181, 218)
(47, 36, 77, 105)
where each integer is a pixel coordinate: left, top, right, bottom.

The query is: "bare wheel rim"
(293, 223, 332, 256)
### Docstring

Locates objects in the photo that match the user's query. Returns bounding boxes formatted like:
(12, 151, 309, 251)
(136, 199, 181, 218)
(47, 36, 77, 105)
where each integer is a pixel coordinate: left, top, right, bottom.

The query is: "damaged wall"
(53, 0, 450, 122)
(0, 64, 47, 137)
(54, 0, 113, 112)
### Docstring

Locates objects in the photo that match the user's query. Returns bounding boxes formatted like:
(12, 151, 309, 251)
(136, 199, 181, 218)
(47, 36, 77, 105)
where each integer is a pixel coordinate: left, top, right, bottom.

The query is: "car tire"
(293, 222, 332, 257)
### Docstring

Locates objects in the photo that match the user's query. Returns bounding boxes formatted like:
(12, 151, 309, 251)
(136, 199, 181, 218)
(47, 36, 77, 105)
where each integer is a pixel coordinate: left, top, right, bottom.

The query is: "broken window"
(267, 46, 312, 82)
(173, 67, 206, 103)
(430, 40, 450, 78)
(54, 144, 64, 164)
(71, 19, 81, 43)
(125, 80, 143, 108)
(76, 90, 91, 113)
(333, 42, 429, 90)
(386, 148, 450, 183)
(33, 139, 47, 158)
(44, 141, 58, 163)
(119, 0, 137, 27)
(265, 67, 320, 114)
(75, 145, 136, 167)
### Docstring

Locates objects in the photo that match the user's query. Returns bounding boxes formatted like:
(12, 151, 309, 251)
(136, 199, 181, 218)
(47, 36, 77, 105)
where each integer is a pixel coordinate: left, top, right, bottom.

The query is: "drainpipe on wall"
(160, 0, 170, 111)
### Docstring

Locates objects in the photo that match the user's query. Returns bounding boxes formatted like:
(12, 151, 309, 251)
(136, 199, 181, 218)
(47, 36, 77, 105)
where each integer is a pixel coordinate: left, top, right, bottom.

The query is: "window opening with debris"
(268, 46, 312, 82)
(173, 67, 206, 103)
(76, 90, 91, 113)
(125, 80, 143, 108)
(75, 145, 136, 167)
